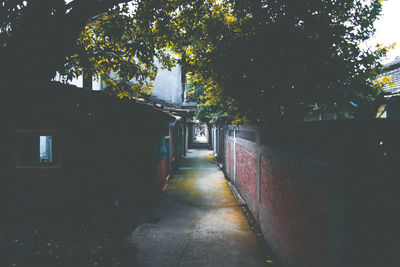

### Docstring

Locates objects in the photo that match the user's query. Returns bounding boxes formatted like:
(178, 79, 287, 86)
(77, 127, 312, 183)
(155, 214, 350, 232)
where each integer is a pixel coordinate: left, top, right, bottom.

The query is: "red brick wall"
(259, 156, 329, 267)
(235, 144, 259, 219)
(229, 141, 234, 180)
(224, 140, 230, 180)
(223, 136, 331, 266)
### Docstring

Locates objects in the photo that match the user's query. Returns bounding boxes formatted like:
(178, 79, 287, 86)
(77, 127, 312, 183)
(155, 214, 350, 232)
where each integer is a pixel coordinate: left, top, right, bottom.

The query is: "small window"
(15, 130, 60, 168)
(40, 136, 53, 163)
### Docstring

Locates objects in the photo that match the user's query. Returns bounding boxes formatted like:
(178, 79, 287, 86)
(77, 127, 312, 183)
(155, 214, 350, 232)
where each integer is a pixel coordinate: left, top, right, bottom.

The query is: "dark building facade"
(3, 82, 188, 215)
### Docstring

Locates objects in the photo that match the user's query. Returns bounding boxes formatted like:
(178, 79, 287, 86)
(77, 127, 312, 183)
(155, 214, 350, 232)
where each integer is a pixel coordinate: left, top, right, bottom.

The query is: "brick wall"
(227, 140, 235, 180)
(224, 140, 230, 180)
(235, 144, 258, 220)
(223, 126, 333, 267)
(259, 156, 329, 267)
(220, 121, 400, 266)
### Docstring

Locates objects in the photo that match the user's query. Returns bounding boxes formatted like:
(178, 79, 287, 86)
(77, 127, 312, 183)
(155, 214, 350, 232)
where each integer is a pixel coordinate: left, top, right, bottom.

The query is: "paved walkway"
(128, 149, 266, 266)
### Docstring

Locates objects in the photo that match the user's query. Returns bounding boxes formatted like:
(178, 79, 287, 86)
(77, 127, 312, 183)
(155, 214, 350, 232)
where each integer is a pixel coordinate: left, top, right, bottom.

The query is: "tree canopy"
(0, 0, 175, 91)
(170, 0, 393, 122)
(1, 0, 393, 122)
(59, 3, 179, 98)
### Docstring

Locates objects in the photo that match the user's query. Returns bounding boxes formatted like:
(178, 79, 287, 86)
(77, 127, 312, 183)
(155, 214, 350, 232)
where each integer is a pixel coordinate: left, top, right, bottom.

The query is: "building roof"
(42, 82, 176, 123)
(382, 57, 400, 96)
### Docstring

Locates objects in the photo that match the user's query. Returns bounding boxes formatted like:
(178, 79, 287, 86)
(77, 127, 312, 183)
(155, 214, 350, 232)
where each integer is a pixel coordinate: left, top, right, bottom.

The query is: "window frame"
(14, 129, 62, 169)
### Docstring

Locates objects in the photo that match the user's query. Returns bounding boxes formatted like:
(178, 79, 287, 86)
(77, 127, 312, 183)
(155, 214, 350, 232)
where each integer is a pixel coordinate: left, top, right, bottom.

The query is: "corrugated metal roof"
(380, 56, 400, 97)
(382, 67, 400, 96)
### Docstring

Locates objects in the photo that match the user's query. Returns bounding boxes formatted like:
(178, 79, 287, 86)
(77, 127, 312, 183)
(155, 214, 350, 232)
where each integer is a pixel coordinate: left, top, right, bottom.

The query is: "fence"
(214, 119, 400, 267)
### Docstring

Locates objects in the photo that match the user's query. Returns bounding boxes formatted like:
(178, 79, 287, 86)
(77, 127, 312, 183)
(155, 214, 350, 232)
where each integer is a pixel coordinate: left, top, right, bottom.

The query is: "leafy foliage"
(1, 0, 393, 122)
(170, 0, 392, 122)
(0, 0, 135, 89)
(59, 3, 180, 98)
(186, 75, 233, 122)
(0, 0, 181, 97)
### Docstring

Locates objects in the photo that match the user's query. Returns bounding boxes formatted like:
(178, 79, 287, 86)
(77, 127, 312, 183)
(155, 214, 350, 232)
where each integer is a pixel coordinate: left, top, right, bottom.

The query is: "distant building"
(377, 56, 400, 118)
(303, 57, 400, 121)
(56, 63, 184, 105)
(151, 60, 184, 106)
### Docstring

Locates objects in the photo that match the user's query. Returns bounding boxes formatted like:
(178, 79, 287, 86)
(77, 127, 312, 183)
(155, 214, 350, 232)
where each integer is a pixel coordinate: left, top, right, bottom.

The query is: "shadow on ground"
(1, 195, 157, 267)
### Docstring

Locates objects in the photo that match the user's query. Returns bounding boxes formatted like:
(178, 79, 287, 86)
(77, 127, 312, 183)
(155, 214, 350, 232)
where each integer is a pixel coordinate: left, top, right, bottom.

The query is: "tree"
(60, 3, 178, 98)
(0, 1, 127, 87)
(186, 75, 228, 122)
(0, 0, 183, 180)
(1, 0, 393, 122)
(169, 0, 392, 123)
(0, 0, 180, 94)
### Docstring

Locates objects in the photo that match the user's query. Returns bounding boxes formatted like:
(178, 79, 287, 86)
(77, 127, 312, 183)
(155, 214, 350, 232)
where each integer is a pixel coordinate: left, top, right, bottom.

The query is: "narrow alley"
(4, 2, 400, 266)
(128, 148, 266, 267)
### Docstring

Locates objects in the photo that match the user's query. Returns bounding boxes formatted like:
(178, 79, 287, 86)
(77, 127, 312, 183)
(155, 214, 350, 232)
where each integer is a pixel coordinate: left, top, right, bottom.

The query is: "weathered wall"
(223, 125, 337, 267)
(224, 140, 230, 180)
(13, 122, 166, 210)
(259, 154, 330, 267)
(154, 159, 167, 191)
(7, 84, 178, 216)
(221, 121, 400, 267)
(229, 141, 234, 181)
(235, 143, 258, 220)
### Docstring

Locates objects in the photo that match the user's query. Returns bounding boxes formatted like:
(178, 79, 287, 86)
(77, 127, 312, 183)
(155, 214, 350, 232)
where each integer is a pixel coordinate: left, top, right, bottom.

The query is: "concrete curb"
(227, 181, 246, 206)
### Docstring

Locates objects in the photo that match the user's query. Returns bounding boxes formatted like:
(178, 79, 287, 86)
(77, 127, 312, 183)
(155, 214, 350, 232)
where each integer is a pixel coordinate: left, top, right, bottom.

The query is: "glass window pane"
(40, 136, 53, 163)
(16, 131, 59, 168)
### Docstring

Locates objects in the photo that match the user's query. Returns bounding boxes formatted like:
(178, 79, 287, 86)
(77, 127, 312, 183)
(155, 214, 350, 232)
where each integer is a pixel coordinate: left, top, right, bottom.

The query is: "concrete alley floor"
(128, 149, 267, 267)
